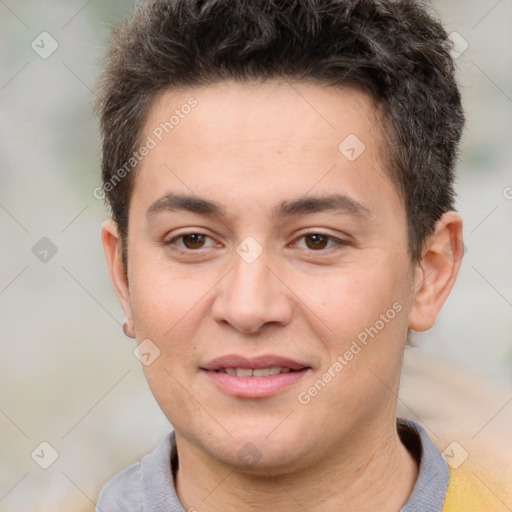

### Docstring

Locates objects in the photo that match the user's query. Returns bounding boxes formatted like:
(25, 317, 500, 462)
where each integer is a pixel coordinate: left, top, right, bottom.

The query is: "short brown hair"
(96, 0, 464, 267)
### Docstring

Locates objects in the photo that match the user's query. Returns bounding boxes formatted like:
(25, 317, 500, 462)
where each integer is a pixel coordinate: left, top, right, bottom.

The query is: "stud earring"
(122, 321, 135, 338)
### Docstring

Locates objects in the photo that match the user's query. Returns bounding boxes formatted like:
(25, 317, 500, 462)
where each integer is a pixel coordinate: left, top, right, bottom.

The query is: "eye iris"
(183, 234, 205, 249)
(305, 234, 328, 250)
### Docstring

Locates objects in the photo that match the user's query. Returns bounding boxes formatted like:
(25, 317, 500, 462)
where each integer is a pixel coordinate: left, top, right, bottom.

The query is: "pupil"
(306, 234, 327, 250)
(183, 234, 205, 249)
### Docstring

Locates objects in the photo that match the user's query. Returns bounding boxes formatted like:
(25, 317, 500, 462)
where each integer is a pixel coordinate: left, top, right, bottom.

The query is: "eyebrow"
(146, 192, 370, 219)
(147, 193, 225, 217)
(274, 194, 370, 218)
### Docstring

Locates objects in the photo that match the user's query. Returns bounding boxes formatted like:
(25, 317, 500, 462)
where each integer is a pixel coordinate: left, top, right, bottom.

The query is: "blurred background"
(1, 1, 511, 510)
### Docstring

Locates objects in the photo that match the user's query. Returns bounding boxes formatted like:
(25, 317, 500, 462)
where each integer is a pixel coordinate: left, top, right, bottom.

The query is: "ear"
(408, 211, 464, 332)
(101, 219, 133, 331)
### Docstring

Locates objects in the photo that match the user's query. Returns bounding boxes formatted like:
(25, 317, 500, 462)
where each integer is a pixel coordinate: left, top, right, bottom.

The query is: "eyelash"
(166, 233, 219, 251)
(291, 231, 349, 251)
(165, 231, 349, 253)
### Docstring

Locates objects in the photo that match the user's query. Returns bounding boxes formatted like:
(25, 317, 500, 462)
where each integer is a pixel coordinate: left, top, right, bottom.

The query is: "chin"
(204, 421, 313, 473)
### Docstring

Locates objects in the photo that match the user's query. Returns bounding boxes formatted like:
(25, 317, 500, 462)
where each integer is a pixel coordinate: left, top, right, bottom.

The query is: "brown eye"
(182, 233, 206, 249)
(304, 234, 329, 250)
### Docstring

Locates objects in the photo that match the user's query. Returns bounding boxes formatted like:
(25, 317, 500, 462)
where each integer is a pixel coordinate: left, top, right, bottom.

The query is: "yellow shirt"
(442, 465, 511, 511)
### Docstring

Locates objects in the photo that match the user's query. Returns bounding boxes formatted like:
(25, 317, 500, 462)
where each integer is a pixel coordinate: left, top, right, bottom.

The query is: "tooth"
(269, 367, 281, 375)
(225, 368, 237, 376)
(236, 368, 253, 377)
(280, 368, 290, 373)
(253, 368, 271, 377)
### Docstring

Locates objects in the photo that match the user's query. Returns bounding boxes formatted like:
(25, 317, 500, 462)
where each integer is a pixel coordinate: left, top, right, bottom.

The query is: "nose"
(211, 248, 293, 334)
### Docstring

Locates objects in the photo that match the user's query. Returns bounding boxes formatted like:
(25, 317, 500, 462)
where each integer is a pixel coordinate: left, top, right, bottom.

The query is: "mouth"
(214, 367, 297, 377)
(201, 354, 312, 398)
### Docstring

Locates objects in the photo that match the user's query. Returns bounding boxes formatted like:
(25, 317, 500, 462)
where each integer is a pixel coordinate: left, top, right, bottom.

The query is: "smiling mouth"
(203, 360, 311, 397)
(213, 367, 300, 377)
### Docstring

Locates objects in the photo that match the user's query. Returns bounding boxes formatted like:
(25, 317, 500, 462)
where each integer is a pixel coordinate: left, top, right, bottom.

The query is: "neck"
(174, 419, 418, 512)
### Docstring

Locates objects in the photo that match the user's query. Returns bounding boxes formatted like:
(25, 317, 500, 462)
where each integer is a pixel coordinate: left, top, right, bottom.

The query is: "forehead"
(143, 79, 383, 151)
(133, 80, 397, 218)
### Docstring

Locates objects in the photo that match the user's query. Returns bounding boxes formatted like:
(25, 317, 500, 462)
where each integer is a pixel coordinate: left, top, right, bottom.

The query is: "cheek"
(127, 247, 210, 338)
(293, 258, 411, 354)
(294, 263, 411, 416)
(128, 258, 210, 419)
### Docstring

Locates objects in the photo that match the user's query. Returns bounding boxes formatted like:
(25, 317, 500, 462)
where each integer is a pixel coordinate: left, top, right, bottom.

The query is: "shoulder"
(443, 464, 512, 512)
(96, 432, 179, 512)
(96, 460, 142, 512)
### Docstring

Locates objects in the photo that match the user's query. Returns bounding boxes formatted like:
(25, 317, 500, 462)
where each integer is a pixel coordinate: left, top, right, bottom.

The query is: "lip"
(202, 354, 309, 371)
(201, 354, 312, 398)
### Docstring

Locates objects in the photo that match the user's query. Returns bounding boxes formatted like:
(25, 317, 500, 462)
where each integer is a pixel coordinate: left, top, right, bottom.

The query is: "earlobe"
(408, 212, 464, 332)
(100, 219, 134, 331)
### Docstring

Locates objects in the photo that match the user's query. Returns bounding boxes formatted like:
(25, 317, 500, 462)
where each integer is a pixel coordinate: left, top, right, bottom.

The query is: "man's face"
(119, 81, 417, 471)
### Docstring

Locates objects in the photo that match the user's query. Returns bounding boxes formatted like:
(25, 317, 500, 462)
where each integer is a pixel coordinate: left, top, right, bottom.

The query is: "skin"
(102, 80, 463, 511)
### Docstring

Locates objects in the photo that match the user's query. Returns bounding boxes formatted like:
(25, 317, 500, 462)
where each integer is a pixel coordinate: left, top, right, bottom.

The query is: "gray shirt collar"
(398, 418, 449, 512)
(97, 417, 449, 511)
